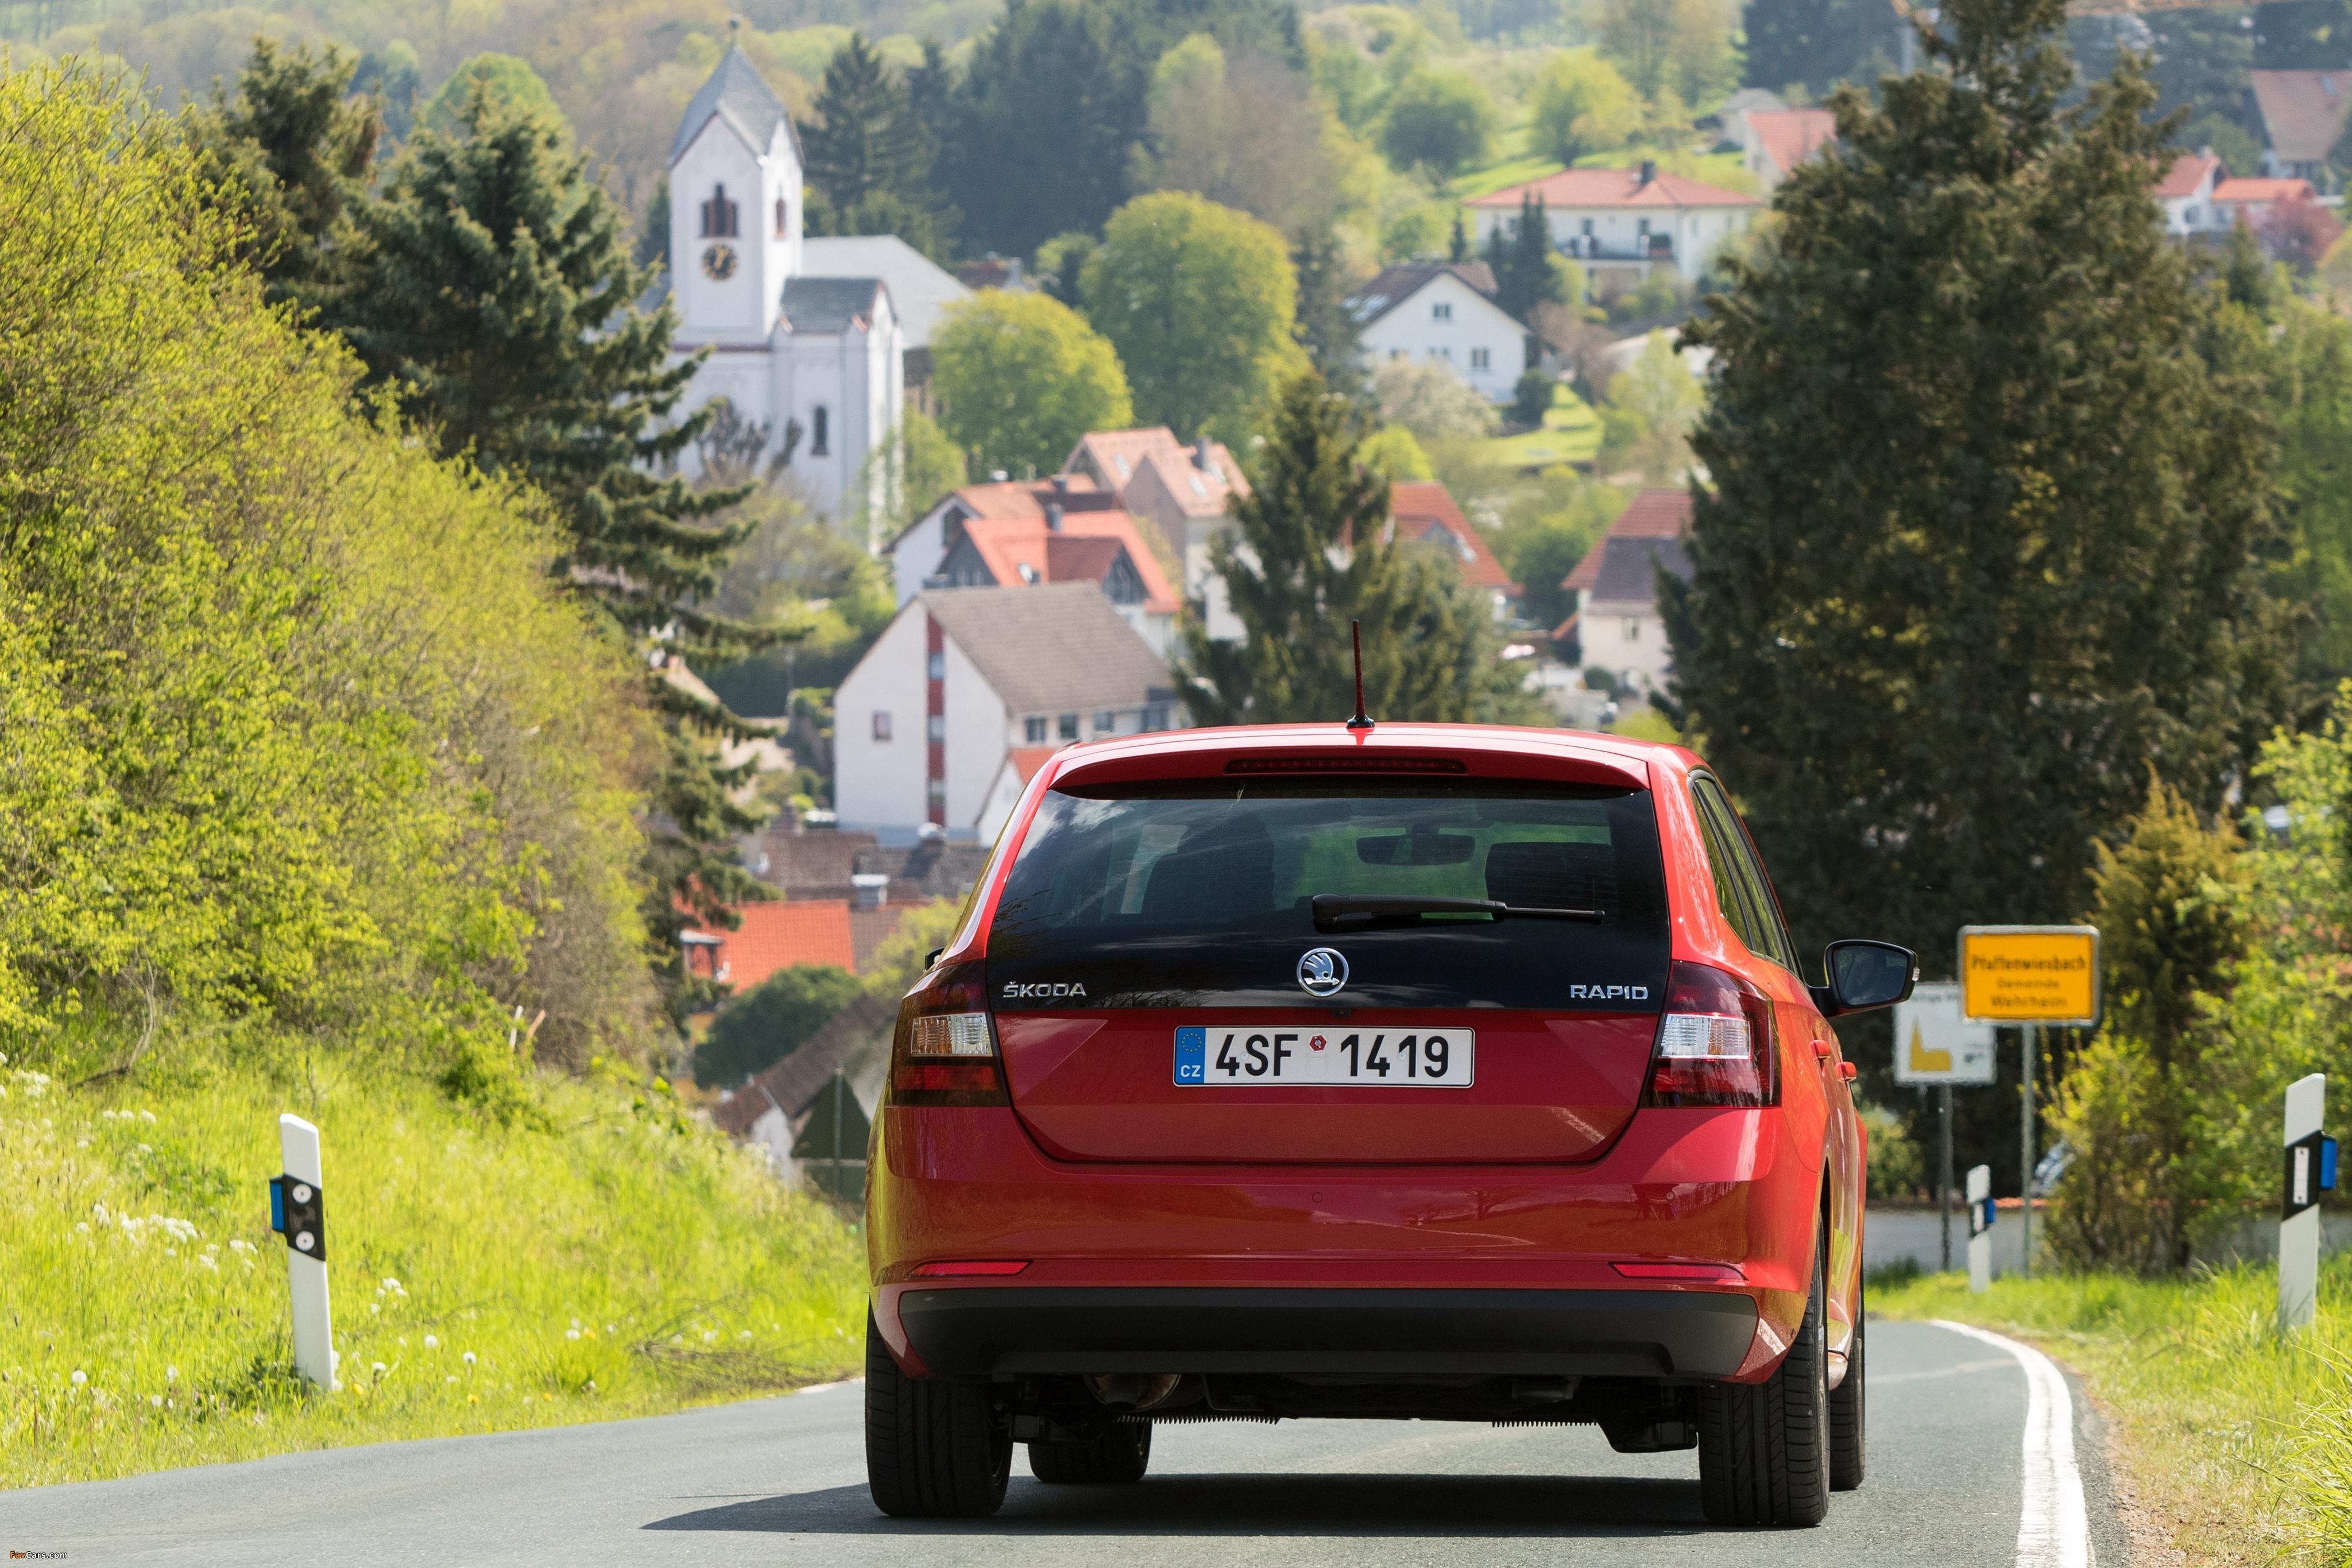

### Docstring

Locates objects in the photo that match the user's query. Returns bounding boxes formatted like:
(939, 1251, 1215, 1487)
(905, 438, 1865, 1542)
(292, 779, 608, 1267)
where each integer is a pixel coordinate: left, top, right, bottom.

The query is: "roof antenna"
(1347, 619, 1375, 731)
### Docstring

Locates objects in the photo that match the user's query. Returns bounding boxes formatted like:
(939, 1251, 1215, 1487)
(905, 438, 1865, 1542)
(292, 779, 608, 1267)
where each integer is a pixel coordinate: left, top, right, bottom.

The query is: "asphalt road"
(10, 1321, 2126, 1567)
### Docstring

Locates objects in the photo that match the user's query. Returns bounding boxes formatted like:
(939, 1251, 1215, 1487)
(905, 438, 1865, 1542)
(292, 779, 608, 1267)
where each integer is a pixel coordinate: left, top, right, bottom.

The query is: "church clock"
(701, 243, 739, 281)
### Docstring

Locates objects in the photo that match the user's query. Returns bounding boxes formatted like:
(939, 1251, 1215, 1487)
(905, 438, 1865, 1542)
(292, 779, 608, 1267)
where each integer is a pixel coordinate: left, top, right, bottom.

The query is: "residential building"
(881, 474, 1180, 653)
(680, 900, 856, 992)
(1066, 428, 1251, 642)
(2252, 70, 2352, 181)
(1465, 165, 1762, 291)
(710, 992, 894, 1180)
(2154, 149, 2228, 235)
(1711, 88, 1788, 153)
(1390, 480, 1521, 623)
(2213, 175, 2320, 230)
(655, 45, 904, 520)
(798, 235, 968, 414)
(833, 582, 1181, 836)
(1345, 262, 1530, 404)
(1740, 108, 1836, 192)
(974, 745, 1061, 843)
(1556, 488, 1694, 698)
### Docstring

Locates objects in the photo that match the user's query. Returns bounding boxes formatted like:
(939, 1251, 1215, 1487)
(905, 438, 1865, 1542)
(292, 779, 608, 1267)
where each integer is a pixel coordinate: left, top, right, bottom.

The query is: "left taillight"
(888, 959, 1007, 1107)
(1642, 960, 1778, 1108)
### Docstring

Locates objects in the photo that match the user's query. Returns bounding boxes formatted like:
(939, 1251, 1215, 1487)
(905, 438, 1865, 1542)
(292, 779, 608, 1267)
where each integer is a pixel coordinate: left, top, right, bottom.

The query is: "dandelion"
(76, 1138, 90, 1148)
(467, 1394, 478, 1403)
(446, 1376, 458, 1384)
(565, 1329, 580, 1341)
(585, 1380, 597, 1391)
(74, 1222, 89, 1234)
(701, 1330, 717, 1344)
(167, 1366, 178, 1383)
(423, 1335, 438, 1350)
(373, 1362, 388, 1377)
(70, 1370, 86, 1385)
(462, 1351, 476, 1366)
(671, 1334, 683, 1345)
(149, 1394, 162, 1408)
(606, 1325, 616, 1334)
(371, 1304, 381, 1315)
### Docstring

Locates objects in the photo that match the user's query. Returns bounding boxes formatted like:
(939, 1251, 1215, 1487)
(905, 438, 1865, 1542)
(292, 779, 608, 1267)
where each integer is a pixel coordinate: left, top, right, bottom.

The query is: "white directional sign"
(1891, 982, 1997, 1086)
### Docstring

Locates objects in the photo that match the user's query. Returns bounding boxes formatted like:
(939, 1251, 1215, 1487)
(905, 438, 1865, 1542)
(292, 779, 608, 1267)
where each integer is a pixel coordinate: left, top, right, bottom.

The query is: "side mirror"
(1812, 940, 1916, 1017)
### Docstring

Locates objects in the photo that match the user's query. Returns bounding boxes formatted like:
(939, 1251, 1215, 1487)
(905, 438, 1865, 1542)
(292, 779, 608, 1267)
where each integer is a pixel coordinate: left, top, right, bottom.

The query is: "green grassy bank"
(1877, 1252, 2352, 1566)
(1, 1048, 865, 1488)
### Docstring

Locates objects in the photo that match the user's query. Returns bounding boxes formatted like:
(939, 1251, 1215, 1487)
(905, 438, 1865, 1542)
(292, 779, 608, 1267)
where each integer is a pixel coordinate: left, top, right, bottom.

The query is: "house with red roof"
(1741, 108, 1836, 192)
(1464, 162, 1762, 292)
(2212, 175, 2322, 232)
(2252, 69, 2352, 181)
(1065, 428, 1252, 642)
(1556, 488, 1693, 699)
(973, 744, 1063, 843)
(1389, 481, 1522, 623)
(680, 899, 857, 993)
(2154, 149, 2229, 235)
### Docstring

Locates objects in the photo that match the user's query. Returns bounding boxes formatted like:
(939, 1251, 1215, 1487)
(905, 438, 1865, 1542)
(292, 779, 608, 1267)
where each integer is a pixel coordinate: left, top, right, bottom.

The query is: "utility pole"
(830, 1066, 846, 1203)
(1939, 1084, 1953, 1273)
(2020, 1024, 2037, 1281)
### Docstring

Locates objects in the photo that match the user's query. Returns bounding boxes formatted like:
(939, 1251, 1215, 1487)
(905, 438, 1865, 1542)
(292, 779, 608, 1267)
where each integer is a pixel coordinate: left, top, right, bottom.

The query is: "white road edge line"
(1932, 1319, 2092, 1568)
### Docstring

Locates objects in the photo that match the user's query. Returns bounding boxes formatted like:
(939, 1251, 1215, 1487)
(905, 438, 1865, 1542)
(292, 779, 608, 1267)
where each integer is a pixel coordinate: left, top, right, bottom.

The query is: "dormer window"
(699, 184, 740, 238)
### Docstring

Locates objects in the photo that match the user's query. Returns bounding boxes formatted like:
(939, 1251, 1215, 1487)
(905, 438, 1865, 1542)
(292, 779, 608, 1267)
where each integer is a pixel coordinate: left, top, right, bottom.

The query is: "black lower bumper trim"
(896, 1286, 1757, 1379)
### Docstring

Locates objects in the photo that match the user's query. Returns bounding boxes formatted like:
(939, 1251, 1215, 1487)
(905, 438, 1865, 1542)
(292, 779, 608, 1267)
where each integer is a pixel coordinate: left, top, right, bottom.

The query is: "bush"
(1510, 369, 1556, 429)
(695, 964, 862, 1087)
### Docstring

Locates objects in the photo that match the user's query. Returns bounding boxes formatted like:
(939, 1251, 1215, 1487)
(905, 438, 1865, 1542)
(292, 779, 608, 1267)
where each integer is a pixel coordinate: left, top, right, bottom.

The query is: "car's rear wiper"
(1310, 894, 1603, 932)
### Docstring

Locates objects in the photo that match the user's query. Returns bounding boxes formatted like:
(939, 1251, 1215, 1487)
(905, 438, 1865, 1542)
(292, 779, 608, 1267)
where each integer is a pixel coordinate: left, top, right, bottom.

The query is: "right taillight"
(889, 959, 1007, 1107)
(1642, 960, 1778, 1108)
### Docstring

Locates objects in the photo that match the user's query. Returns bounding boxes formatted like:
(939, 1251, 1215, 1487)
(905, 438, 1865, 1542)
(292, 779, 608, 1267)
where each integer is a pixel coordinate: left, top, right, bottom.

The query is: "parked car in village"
(862, 721, 1913, 1526)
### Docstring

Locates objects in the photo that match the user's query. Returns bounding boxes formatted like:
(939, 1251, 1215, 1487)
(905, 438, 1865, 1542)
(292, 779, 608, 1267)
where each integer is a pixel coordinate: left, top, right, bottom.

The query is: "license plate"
(1173, 1027, 1475, 1087)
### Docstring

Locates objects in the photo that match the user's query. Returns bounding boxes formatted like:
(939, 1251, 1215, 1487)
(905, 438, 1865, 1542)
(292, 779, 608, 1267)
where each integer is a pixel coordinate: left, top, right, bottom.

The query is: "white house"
(1345, 262, 1530, 403)
(833, 583, 1182, 838)
(2154, 149, 2228, 234)
(1556, 487, 1693, 699)
(1711, 87, 1787, 154)
(1740, 108, 1836, 192)
(659, 46, 905, 520)
(1065, 428, 1251, 642)
(1465, 165, 1762, 292)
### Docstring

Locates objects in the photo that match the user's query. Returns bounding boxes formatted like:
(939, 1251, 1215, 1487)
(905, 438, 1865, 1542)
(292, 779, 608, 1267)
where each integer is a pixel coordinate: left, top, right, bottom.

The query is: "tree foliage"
(931, 290, 1134, 480)
(1529, 47, 1641, 164)
(1178, 375, 1540, 726)
(1742, 0, 1898, 102)
(1378, 66, 1496, 180)
(1481, 193, 1566, 325)
(1667, 0, 2291, 979)
(695, 963, 861, 1087)
(1132, 34, 1334, 239)
(796, 32, 955, 261)
(1085, 191, 1305, 441)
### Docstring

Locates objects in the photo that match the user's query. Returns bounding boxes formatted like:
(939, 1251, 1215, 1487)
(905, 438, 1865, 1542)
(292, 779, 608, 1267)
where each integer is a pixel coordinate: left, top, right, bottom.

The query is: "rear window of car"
(986, 779, 1670, 1011)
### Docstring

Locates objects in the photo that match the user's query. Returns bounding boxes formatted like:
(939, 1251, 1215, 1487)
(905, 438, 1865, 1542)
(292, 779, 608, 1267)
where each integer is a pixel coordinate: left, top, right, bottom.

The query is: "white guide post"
(1967, 1164, 1994, 1294)
(279, 1113, 338, 1390)
(2281, 1074, 2326, 1333)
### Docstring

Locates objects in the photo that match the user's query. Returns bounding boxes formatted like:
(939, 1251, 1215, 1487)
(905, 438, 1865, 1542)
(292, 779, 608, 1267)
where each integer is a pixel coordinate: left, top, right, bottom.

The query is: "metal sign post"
(1960, 927, 2100, 1288)
(270, 1114, 338, 1391)
(2282, 1074, 2335, 1331)
(1967, 1164, 1993, 1294)
(1892, 982, 1995, 1273)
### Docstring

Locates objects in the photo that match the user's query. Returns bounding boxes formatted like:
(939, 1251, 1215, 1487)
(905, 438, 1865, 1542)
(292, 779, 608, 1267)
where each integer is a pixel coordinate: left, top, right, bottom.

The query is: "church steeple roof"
(670, 44, 796, 166)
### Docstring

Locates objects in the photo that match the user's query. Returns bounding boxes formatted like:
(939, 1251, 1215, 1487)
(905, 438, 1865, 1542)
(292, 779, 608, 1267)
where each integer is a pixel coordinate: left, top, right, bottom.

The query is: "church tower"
(668, 44, 800, 340)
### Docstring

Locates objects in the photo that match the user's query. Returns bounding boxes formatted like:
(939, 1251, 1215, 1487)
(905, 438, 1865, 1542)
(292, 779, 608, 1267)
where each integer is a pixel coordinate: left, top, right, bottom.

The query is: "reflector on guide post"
(2282, 1074, 2329, 1332)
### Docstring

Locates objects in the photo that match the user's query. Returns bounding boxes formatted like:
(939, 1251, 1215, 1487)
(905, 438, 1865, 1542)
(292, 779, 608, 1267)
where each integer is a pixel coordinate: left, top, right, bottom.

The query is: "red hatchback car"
(863, 722, 1914, 1527)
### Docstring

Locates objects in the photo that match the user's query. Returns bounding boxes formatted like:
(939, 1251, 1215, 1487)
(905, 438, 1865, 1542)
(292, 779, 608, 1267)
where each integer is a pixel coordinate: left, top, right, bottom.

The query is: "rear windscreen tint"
(987, 780, 1670, 1011)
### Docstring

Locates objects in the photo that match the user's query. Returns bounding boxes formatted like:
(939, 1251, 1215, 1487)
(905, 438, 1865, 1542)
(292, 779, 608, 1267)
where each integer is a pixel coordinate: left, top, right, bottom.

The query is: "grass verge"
(1874, 1250, 2352, 1566)
(2, 1047, 865, 1488)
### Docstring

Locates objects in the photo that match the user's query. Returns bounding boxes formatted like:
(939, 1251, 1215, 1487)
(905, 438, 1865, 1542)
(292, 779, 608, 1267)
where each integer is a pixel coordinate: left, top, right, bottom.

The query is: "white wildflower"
(423, 1335, 438, 1349)
(737, 1330, 752, 1341)
(701, 1330, 717, 1344)
(69, 1370, 86, 1385)
(167, 1366, 178, 1382)
(462, 1351, 475, 1365)
(139, 1109, 155, 1122)
(197, 1255, 217, 1271)
(372, 1362, 387, 1376)
(150, 1394, 163, 1408)
(564, 1329, 580, 1341)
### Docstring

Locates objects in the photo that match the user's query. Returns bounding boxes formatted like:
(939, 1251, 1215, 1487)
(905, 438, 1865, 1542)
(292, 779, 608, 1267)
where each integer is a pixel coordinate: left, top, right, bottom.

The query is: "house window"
(1432, 301, 1452, 321)
(774, 196, 788, 235)
(1580, 218, 1594, 236)
(872, 711, 893, 741)
(1428, 347, 1452, 362)
(927, 714, 946, 742)
(1093, 710, 1115, 734)
(1144, 704, 1169, 731)
(1469, 347, 1490, 369)
(927, 778, 946, 809)
(1025, 716, 1049, 744)
(1637, 218, 1650, 237)
(810, 405, 829, 456)
(1623, 618, 1641, 642)
(699, 183, 739, 238)
(927, 652, 945, 680)
(1390, 348, 1407, 359)
(1058, 714, 1080, 741)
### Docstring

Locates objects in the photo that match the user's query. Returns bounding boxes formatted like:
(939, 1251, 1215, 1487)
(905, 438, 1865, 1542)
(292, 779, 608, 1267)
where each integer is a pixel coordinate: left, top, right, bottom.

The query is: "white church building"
(661, 47, 904, 518)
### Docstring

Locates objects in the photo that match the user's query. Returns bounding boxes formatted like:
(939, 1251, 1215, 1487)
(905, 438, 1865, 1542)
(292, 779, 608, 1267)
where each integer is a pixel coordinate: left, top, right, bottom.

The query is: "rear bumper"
(895, 1284, 1758, 1379)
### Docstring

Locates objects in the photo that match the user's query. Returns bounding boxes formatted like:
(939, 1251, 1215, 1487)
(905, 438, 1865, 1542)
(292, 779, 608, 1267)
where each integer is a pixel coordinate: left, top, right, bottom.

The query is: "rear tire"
(864, 1312, 1011, 1518)
(1028, 1421, 1151, 1484)
(1698, 1232, 1832, 1527)
(1829, 1273, 1865, 1491)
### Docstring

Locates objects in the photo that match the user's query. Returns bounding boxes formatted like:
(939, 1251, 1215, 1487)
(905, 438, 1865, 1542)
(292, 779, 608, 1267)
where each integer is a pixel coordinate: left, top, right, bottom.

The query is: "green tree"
(186, 37, 380, 306)
(797, 32, 955, 261)
(1600, 0, 1738, 104)
(931, 291, 1134, 479)
(1291, 223, 1368, 402)
(417, 53, 561, 141)
(1035, 230, 1098, 310)
(1379, 66, 1496, 179)
(1597, 333, 1700, 481)
(1132, 34, 1335, 237)
(1084, 190, 1305, 439)
(1530, 47, 1642, 164)
(1493, 471, 1630, 632)
(1665, 0, 2291, 1008)
(695, 963, 862, 1086)
(1742, 0, 1898, 102)
(1481, 192, 1566, 323)
(331, 87, 786, 1025)
(1178, 374, 1539, 724)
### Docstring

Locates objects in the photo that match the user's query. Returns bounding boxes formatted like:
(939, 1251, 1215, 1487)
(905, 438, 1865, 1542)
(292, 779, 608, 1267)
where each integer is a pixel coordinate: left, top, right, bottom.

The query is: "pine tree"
(1178, 374, 1540, 724)
(1665, 0, 2293, 1170)
(1742, 0, 1900, 101)
(1292, 224, 1367, 403)
(797, 33, 956, 259)
(187, 38, 380, 306)
(331, 88, 790, 1023)
(1481, 193, 1563, 324)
